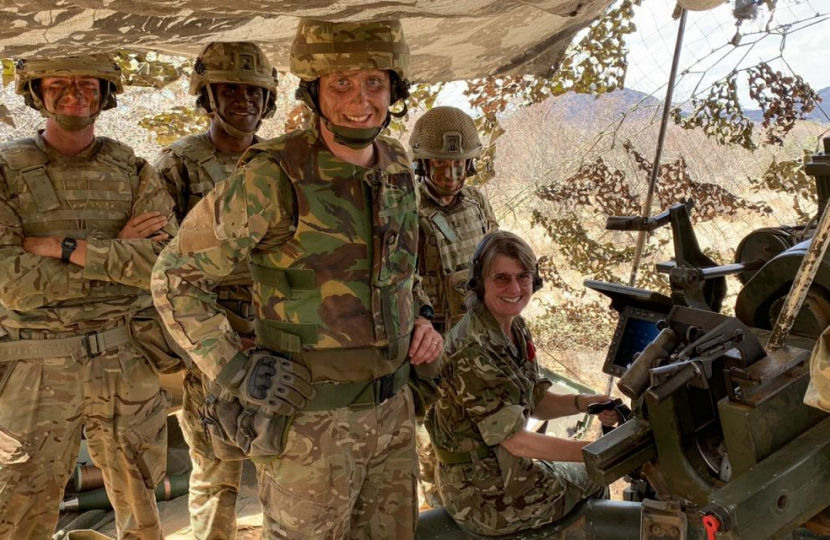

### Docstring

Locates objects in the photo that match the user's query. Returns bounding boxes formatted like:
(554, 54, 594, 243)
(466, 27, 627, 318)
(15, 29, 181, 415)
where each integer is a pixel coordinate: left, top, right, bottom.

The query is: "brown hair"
(465, 231, 538, 311)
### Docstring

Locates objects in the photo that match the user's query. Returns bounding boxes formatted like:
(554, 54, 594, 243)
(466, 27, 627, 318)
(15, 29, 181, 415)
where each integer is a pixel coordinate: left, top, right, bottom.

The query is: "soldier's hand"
(235, 351, 316, 415)
(409, 317, 443, 365)
(118, 211, 169, 240)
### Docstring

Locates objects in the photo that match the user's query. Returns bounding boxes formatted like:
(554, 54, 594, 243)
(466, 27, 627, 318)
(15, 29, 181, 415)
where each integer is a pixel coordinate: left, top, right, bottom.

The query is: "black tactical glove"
(223, 350, 315, 415)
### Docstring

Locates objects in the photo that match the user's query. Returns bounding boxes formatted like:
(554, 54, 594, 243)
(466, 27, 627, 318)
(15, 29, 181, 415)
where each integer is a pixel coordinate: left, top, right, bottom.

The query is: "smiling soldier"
(0, 55, 176, 540)
(152, 20, 442, 540)
(153, 41, 278, 540)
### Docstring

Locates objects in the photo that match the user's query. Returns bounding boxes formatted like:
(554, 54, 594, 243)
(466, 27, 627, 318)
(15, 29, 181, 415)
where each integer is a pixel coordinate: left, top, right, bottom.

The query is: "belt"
(0, 326, 131, 362)
(304, 363, 411, 411)
(434, 444, 492, 465)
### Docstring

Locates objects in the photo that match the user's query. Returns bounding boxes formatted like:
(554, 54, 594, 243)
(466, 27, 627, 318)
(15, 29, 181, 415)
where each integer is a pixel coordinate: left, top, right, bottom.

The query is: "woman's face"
(483, 254, 534, 324)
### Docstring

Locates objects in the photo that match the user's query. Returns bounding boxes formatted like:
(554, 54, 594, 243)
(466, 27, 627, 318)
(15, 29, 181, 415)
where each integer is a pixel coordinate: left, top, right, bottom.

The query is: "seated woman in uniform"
(425, 230, 618, 536)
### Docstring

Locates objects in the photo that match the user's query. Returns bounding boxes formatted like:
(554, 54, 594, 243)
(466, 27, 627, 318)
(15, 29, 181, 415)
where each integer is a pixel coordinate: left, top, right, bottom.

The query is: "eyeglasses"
(487, 271, 534, 287)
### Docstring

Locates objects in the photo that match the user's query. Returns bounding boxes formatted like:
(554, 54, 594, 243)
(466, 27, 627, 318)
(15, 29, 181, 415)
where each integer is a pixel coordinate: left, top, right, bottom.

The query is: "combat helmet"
(191, 41, 279, 138)
(410, 106, 482, 192)
(290, 18, 411, 149)
(14, 54, 123, 131)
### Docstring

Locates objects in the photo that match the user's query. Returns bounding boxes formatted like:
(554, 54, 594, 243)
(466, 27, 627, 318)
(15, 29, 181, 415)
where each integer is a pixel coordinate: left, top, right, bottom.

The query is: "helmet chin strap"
(206, 84, 263, 139)
(29, 81, 101, 132)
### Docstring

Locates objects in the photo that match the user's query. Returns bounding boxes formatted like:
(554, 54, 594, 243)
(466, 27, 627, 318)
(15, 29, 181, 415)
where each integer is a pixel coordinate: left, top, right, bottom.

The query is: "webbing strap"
(434, 444, 492, 465)
(304, 362, 410, 411)
(198, 154, 229, 185)
(249, 263, 315, 291)
(255, 318, 316, 353)
(430, 213, 459, 243)
(0, 326, 130, 361)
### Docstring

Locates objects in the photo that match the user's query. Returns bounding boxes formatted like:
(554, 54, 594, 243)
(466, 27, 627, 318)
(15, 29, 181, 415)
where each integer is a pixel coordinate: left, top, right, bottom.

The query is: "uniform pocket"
(0, 424, 31, 514)
(123, 390, 170, 489)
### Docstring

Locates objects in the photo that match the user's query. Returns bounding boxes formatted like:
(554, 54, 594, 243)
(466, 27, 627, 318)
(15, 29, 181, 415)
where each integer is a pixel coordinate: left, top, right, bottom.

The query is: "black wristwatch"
(61, 237, 78, 263)
(418, 305, 435, 321)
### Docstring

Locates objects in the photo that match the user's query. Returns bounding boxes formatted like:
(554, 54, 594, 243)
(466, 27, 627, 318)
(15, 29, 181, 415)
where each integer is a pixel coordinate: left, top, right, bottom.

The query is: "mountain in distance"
(541, 86, 829, 125)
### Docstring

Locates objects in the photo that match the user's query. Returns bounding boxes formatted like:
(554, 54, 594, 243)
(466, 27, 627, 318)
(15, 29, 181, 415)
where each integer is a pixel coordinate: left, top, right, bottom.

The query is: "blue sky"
(626, 0, 830, 104)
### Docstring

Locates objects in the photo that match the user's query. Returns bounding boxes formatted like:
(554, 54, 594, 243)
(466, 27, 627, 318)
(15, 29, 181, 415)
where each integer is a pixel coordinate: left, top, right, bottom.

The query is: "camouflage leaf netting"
(0, 0, 616, 83)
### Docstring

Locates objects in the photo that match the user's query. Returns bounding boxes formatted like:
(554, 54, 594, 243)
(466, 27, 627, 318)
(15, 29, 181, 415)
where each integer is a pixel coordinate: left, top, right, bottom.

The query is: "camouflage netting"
(0, 0, 616, 82)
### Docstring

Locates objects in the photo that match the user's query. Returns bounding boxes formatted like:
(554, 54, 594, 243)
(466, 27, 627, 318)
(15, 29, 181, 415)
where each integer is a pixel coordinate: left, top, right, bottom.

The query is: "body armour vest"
(0, 135, 142, 304)
(246, 129, 418, 366)
(418, 183, 493, 328)
(165, 132, 252, 297)
(167, 132, 250, 215)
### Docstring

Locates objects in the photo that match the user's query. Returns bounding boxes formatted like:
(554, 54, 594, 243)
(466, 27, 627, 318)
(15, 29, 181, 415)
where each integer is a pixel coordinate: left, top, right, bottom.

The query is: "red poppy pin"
(526, 340, 536, 362)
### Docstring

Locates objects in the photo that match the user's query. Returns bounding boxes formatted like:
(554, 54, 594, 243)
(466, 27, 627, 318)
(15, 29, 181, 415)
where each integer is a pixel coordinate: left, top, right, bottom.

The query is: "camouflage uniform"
(152, 115, 422, 538)
(417, 183, 498, 334)
(155, 132, 258, 540)
(425, 306, 605, 536)
(411, 106, 498, 508)
(154, 40, 278, 540)
(0, 125, 176, 538)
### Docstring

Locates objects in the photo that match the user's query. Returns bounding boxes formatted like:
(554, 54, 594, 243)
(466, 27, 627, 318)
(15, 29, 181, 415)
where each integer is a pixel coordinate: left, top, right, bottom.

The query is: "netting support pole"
(606, 8, 688, 396)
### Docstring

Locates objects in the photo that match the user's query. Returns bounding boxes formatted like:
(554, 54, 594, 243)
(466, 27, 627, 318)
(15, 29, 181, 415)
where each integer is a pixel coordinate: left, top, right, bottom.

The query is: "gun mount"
(580, 138, 830, 540)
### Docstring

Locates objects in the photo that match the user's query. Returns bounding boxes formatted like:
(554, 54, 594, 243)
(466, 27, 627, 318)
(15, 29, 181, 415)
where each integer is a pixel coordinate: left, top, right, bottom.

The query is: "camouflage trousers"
(179, 369, 247, 540)
(436, 459, 605, 536)
(0, 339, 168, 540)
(415, 424, 442, 508)
(255, 387, 419, 540)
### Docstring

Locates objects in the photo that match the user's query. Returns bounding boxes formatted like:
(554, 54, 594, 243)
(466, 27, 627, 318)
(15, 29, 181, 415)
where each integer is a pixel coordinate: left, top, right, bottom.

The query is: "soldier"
(153, 41, 278, 540)
(0, 55, 176, 539)
(426, 231, 617, 536)
(409, 105, 499, 508)
(152, 19, 442, 540)
(410, 106, 499, 334)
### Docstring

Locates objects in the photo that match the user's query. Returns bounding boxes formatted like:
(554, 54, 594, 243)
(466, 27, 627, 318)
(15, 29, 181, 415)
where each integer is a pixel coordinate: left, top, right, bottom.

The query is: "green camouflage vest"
(418, 183, 492, 328)
(0, 136, 142, 302)
(247, 129, 418, 368)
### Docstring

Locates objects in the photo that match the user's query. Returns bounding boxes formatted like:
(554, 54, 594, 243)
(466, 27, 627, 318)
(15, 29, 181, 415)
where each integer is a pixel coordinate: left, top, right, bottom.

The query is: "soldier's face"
(426, 159, 467, 196)
(318, 69, 391, 129)
(40, 76, 101, 117)
(483, 254, 533, 324)
(212, 83, 266, 133)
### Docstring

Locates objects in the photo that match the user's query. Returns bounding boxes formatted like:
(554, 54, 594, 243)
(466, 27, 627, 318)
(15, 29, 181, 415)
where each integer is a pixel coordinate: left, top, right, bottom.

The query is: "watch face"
(62, 238, 76, 249)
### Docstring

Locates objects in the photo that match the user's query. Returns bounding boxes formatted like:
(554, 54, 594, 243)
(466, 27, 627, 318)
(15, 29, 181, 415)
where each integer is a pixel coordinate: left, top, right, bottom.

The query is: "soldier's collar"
(419, 180, 464, 208)
(35, 129, 101, 161)
(475, 304, 523, 359)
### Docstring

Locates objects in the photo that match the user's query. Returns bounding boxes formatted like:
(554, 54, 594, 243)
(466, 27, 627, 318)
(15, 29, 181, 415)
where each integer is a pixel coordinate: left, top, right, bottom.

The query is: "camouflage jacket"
(0, 132, 177, 332)
(426, 306, 557, 509)
(155, 131, 256, 301)
(417, 181, 498, 330)
(152, 120, 430, 383)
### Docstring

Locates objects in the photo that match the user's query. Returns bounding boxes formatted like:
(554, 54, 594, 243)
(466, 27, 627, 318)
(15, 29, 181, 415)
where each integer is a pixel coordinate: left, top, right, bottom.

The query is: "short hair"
(466, 230, 538, 311)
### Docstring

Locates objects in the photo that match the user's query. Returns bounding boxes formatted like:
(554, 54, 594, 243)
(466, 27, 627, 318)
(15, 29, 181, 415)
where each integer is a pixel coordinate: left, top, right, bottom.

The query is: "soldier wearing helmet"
(153, 19, 440, 539)
(153, 41, 277, 540)
(408, 106, 499, 508)
(410, 106, 499, 334)
(0, 55, 177, 539)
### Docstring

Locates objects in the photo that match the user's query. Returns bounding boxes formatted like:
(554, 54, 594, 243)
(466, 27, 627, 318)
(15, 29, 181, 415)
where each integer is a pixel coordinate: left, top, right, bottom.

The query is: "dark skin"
(22, 76, 168, 264)
(208, 82, 266, 153)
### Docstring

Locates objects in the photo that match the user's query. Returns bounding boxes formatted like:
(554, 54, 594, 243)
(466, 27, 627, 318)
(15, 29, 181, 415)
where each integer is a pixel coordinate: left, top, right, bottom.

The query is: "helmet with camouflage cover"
(410, 106, 482, 161)
(410, 106, 482, 196)
(191, 41, 279, 138)
(290, 18, 411, 149)
(14, 54, 123, 131)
